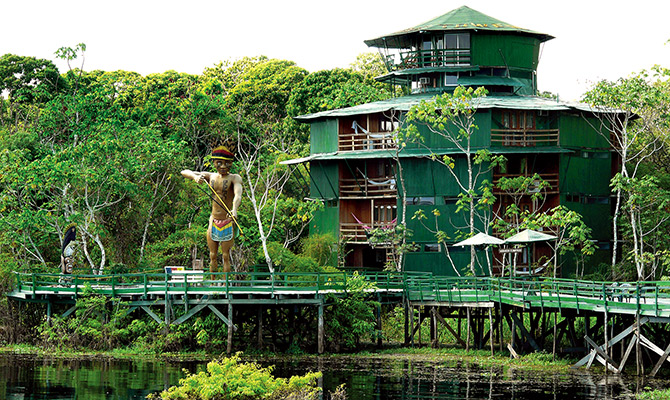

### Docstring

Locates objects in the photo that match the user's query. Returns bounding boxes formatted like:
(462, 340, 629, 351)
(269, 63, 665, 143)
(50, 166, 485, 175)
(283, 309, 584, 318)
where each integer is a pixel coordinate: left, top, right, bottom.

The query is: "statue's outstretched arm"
(181, 169, 210, 184)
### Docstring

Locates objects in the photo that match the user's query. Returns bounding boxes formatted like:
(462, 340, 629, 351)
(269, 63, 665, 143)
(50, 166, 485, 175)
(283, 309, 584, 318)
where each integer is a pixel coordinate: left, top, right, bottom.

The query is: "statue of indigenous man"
(181, 146, 243, 274)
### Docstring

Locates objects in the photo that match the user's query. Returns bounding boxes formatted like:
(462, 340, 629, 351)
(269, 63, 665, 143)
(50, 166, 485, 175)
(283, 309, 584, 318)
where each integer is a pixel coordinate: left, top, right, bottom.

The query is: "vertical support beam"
(318, 302, 325, 354)
(164, 295, 171, 327)
(46, 300, 52, 323)
(376, 296, 382, 348)
(227, 303, 233, 355)
(510, 310, 516, 352)
(404, 299, 410, 346)
(418, 307, 422, 347)
(553, 311, 557, 361)
(257, 306, 263, 349)
(430, 306, 437, 348)
(466, 307, 471, 352)
(498, 305, 503, 353)
(489, 308, 494, 356)
(636, 311, 641, 375)
(604, 308, 609, 373)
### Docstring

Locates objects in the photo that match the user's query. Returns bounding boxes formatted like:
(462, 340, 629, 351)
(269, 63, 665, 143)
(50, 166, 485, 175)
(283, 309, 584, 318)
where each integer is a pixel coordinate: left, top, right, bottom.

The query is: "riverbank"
(0, 342, 576, 371)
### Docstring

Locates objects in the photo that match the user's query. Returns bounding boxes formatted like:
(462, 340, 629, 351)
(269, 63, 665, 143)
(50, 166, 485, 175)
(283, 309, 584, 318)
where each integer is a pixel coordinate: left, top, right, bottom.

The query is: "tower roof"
(364, 6, 553, 48)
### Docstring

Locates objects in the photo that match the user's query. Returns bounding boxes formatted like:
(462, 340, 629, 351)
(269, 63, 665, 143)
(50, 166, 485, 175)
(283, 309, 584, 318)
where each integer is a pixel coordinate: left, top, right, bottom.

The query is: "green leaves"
(0, 54, 62, 103)
(155, 354, 322, 400)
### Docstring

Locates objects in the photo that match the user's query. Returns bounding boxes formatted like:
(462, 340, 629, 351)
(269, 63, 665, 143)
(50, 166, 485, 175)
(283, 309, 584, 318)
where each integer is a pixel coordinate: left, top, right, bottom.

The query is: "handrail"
(10, 271, 670, 317)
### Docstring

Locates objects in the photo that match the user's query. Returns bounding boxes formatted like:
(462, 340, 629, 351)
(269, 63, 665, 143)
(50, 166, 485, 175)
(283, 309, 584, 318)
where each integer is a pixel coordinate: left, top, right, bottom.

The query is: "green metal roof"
(294, 94, 601, 122)
(364, 6, 554, 48)
(458, 76, 526, 87)
(281, 147, 573, 165)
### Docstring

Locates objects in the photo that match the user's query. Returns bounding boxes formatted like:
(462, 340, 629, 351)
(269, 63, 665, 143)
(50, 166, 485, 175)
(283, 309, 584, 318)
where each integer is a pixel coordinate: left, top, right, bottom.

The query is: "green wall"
(310, 204, 339, 239)
(471, 34, 540, 71)
(559, 114, 610, 149)
(310, 161, 338, 200)
(310, 119, 338, 154)
(407, 110, 491, 150)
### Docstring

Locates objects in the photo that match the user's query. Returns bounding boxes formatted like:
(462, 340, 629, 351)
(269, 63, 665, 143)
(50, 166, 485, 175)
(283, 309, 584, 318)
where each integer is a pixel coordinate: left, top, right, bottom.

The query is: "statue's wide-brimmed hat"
(212, 146, 234, 161)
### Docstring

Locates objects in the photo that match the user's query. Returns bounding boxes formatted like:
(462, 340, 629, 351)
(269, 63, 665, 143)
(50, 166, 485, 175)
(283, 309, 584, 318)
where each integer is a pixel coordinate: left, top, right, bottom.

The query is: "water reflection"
(0, 353, 663, 399)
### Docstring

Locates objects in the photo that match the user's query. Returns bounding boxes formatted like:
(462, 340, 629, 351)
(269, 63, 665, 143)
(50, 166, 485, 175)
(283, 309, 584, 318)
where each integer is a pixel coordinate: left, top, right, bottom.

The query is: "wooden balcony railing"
(340, 221, 396, 243)
(338, 132, 396, 152)
(493, 173, 559, 195)
(389, 49, 471, 71)
(490, 129, 559, 147)
(340, 176, 396, 198)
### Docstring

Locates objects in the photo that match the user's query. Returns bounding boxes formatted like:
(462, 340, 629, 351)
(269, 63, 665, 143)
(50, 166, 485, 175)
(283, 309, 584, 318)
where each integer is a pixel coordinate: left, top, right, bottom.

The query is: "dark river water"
(0, 353, 664, 399)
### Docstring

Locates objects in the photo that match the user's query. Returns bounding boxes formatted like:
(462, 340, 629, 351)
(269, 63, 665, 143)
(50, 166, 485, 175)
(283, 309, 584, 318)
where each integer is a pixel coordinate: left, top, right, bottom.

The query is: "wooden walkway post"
(318, 302, 324, 354)
(466, 307, 471, 352)
(489, 308, 494, 356)
(227, 303, 233, 355)
(257, 306, 263, 349)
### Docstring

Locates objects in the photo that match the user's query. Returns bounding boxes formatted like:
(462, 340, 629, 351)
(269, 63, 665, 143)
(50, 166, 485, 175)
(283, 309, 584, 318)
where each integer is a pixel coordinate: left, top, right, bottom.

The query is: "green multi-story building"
(289, 6, 614, 277)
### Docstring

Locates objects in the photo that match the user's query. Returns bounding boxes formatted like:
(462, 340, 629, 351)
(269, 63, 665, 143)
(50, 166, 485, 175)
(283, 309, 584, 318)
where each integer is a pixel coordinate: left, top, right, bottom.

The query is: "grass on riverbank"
(0, 342, 576, 372)
(637, 388, 670, 400)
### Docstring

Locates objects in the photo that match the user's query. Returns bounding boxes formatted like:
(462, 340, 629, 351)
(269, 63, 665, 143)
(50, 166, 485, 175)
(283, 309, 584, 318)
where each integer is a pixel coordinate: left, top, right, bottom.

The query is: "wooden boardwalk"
(6, 271, 670, 374)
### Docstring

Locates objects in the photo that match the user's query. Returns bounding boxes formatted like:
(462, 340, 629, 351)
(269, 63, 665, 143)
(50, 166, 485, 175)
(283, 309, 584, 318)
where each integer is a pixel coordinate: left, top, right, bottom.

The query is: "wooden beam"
(617, 335, 638, 374)
(584, 335, 619, 372)
(650, 342, 670, 377)
(574, 317, 649, 367)
(507, 343, 519, 359)
(511, 312, 540, 352)
(173, 304, 207, 325)
(318, 303, 324, 354)
(226, 303, 233, 355)
(61, 305, 77, 319)
(432, 308, 466, 347)
(207, 304, 234, 328)
(141, 305, 163, 324)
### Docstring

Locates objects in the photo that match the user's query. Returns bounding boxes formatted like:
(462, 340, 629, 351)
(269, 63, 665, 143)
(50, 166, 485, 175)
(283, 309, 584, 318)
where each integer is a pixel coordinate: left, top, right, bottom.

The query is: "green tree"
(583, 68, 670, 272)
(523, 206, 595, 278)
(402, 86, 505, 274)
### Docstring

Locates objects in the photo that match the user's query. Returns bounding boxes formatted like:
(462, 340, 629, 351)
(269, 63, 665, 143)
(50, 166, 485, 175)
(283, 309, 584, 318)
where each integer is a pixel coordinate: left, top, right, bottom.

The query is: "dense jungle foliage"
(0, 47, 393, 349)
(0, 49, 392, 279)
(2, 44, 670, 351)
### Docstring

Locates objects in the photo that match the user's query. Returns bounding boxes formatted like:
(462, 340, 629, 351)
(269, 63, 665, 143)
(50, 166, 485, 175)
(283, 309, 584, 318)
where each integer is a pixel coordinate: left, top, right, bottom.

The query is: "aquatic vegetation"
(150, 353, 323, 400)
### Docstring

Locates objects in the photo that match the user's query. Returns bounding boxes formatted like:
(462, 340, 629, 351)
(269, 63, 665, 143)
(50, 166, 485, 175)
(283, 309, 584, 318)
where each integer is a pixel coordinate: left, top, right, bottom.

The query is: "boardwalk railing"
(12, 271, 351, 298)
(404, 276, 670, 317)
(10, 271, 670, 317)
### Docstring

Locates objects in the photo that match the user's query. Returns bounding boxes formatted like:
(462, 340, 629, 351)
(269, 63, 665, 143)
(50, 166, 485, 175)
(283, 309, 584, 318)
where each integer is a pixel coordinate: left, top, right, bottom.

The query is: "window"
(502, 111, 536, 130)
(443, 196, 459, 205)
(444, 74, 458, 86)
(443, 33, 470, 65)
(581, 151, 609, 159)
(406, 197, 435, 205)
(585, 196, 609, 205)
(424, 243, 441, 252)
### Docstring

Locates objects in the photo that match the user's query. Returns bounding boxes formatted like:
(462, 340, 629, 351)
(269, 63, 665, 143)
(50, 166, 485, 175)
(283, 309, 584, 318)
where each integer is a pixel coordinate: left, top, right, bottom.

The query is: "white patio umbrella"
(504, 229, 557, 244)
(453, 232, 504, 247)
(502, 229, 557, 277)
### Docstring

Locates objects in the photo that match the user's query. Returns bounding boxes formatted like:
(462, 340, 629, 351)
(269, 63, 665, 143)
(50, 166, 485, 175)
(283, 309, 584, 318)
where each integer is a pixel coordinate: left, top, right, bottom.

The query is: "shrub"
(326, 272, 379, 352)
(150, 353, 322, 400)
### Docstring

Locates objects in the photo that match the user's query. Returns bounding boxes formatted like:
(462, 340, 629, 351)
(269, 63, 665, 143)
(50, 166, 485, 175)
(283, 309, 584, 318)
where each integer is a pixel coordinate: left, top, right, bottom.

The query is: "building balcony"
(340, 221, 396, 244)
(338, 132, 396, 152)
(492, 173, 559, 195)
(340, 176, 396, 199)
(386, 49, 471, 71)
(490, 129, 559, 147)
